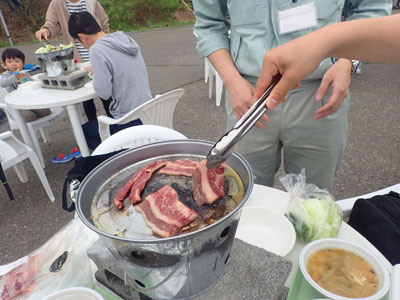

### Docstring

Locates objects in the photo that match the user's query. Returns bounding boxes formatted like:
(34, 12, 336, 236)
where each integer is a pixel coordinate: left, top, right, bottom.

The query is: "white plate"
(19, 80, 41, 90)
(236, 206, 296, 256)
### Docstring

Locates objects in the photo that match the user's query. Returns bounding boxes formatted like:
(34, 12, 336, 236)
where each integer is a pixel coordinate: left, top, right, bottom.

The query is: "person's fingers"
(315, 92, 342, 119)
(316, 76, 331, 101)
(35, 31, 42, 42)
(265, 74, 298, 109)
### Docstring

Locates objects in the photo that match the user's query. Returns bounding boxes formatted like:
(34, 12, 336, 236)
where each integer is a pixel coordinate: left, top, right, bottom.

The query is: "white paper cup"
(299, 238, 390, 300)
(42, 287, 104, 300)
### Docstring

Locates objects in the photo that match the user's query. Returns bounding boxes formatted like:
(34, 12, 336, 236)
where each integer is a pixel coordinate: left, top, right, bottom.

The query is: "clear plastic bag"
(0, 218, 99, 300)
(280, 169, 343, 243)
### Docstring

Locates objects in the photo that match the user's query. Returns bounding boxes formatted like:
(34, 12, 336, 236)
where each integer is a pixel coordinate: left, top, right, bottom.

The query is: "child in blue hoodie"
(1, 48, 51, 122)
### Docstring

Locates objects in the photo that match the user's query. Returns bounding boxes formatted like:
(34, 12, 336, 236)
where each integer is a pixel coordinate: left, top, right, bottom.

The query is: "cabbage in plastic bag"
(280, 169, 343, 243)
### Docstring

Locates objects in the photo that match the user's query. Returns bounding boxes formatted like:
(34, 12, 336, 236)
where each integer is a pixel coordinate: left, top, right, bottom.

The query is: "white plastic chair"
(0, 84, 67, 168)
(0, 131, 55, 202)
(336, 183, 400, 219)
(97, 88, 185, 142)
(205, 58, 223, 107)
(92, 125, 187, 155)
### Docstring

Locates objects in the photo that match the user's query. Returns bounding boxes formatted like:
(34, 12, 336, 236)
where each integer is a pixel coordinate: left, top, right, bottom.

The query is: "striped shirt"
(66, 0, 90, 62)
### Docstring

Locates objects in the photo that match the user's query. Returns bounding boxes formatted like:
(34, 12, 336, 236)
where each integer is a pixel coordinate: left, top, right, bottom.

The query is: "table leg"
(10, 107, 38, 158)
(66, 104, 90, 157)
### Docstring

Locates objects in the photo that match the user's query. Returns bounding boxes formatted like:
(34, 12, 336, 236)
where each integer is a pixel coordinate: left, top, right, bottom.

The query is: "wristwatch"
(351, 59, 362, 76)
(332, 57, 362, 76)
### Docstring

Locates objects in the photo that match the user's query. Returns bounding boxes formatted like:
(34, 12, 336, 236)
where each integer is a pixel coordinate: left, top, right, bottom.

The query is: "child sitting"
(0, 48, 51, 122)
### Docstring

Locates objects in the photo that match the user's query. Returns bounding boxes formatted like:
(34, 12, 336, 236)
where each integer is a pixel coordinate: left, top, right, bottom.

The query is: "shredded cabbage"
(286, 196, 343, 243)
(35, 42, 73, 54)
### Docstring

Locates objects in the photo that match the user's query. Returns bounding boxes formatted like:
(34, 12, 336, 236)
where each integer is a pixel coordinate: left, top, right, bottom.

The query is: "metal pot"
(34, 46, 74, 77)
(76, 140, 254, 300)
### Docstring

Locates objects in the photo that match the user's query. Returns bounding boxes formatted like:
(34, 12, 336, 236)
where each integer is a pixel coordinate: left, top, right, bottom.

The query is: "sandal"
(52, 153, 74, 164)
(70, 147, 81, 158)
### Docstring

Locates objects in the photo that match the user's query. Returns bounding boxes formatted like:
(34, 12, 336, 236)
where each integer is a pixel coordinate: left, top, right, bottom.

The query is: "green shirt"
(193, 0, 391, 85)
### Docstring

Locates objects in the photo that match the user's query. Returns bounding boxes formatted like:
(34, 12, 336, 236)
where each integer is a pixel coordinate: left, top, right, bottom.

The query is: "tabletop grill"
(35, 46, 90, 90)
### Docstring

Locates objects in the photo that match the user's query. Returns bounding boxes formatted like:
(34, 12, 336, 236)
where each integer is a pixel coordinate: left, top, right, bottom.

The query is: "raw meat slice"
(192, 160, 226, 207)
(158, 159, 199, 177)
(1, 254, 40, 300)
(135, 185, 198, 237)
(113, 160, 168, 209)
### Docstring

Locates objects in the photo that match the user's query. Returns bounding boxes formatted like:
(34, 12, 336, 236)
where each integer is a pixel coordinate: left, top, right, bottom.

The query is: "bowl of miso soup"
(299, 238, 390, 300)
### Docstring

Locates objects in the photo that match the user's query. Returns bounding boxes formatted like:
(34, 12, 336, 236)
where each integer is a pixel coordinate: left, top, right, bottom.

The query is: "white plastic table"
(0, 184, 394, 299)
(5, 82, 96, 158)
(245, 184, 393, 288)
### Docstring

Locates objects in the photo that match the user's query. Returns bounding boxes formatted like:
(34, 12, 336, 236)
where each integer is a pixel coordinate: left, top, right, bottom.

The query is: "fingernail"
(267, 98, 278, 109)
(316, 93, 322, 101)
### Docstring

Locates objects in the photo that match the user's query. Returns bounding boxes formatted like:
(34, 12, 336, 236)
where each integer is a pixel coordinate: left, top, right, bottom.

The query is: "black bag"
(348, 191, 400, 265)
(62, 149, 125, 212)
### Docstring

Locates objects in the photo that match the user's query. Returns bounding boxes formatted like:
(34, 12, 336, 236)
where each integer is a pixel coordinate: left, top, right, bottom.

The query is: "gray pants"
(225, 81, 349, 191)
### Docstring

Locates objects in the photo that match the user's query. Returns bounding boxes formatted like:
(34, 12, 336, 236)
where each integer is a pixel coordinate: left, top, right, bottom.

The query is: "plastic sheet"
(0, 218, 99, 299)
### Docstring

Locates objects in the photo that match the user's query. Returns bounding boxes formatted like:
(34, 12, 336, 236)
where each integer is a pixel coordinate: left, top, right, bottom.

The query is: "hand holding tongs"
(206, 76, 280, 169)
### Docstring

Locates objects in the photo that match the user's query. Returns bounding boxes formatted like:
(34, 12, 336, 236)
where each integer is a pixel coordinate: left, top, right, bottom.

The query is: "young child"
(1, 48, 51, 122)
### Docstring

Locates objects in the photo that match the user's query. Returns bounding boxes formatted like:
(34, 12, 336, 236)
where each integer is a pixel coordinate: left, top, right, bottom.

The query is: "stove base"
(87, 238, 291, 300)
(39, 70, 90, 90)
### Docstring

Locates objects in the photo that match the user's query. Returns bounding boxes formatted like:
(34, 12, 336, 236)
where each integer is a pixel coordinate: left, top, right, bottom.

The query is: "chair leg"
(27, 151, 55, 202)
(215, 73, 223, 107)
(13, 162, 28, 183)
(39, 128, 50, 144)
(28, 126, 46, 168)
(209, 70, 214, 99)
(205, 59, 209, 83)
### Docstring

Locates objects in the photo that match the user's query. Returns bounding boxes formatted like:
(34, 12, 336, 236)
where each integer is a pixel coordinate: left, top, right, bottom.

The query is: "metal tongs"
(41, 37, 52, 48)
(206, 77, 280, 169)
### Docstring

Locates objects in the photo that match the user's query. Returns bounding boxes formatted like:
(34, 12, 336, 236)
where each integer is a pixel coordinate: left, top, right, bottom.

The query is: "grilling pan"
(76, 139, 254, 300)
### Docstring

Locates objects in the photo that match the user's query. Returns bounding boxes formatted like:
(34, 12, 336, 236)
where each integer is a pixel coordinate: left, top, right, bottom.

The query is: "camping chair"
(92, 125, 187, 155)
(0, 131, 54, 202)
(0, 85, 67, 168)
(205, 57, 224, 107)
(97, 88, 185, 142)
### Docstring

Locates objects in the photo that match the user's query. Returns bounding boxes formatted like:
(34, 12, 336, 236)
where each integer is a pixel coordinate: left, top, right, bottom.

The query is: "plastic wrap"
(0, 218, 99, 299)
(280, 169, 343, 243)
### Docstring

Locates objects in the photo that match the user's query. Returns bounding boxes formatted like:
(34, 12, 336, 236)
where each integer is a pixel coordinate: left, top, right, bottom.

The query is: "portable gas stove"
(35, 45, 90, 90)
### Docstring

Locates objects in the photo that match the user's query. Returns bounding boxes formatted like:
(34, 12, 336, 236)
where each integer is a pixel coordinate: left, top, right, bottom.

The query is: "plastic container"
(299, 238, 390, 300)
(42, 287, 104, 300)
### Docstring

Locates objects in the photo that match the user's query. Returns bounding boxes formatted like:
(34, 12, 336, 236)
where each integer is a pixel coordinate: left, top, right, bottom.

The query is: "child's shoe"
(70, 147, 81, 158)
(52, 153, 74, 164)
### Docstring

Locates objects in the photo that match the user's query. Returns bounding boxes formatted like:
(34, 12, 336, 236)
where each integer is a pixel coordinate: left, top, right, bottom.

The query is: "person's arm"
(35, 1, 61, 41)
(310, 0, 392, 119)
(254, 15, 400, 110)
(193, 0, 268, 126)
(95, 1, 110, 34)
(90, 48, 113, 100)
(0, 73, 18, 88)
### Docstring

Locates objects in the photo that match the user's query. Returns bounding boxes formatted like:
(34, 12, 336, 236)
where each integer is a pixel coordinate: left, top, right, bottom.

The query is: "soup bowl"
(299, 238, 390, 300)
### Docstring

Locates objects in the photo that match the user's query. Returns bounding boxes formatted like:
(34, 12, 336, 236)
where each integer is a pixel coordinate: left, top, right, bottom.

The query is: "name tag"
(278, 2, 317, 34)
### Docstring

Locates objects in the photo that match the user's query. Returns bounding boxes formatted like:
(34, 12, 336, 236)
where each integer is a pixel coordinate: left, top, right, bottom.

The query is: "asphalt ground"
(0, 25, 399, 265)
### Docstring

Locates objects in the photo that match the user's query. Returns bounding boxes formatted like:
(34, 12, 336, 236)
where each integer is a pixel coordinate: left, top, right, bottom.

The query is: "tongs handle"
(206, 76, 280, 168)
(41, 38, 52, 47)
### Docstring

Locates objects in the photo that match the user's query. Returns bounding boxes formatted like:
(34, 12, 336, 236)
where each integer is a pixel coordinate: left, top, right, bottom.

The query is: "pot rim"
(76, 139, 254, 244)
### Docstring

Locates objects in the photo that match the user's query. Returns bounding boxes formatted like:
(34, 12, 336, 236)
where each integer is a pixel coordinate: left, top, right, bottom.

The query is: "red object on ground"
(158, 159, 199, 177)
(192, 160, 226, 207)
(135, 185, 198, 237)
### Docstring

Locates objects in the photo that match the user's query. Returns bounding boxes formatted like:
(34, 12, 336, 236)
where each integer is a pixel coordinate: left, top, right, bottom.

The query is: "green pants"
(225, 81, 349, 192)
